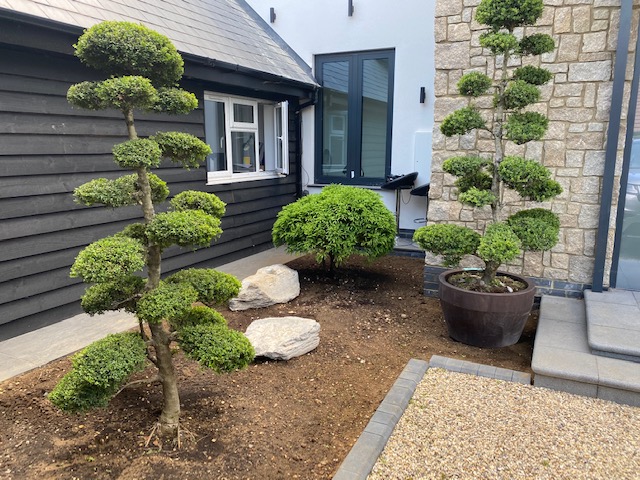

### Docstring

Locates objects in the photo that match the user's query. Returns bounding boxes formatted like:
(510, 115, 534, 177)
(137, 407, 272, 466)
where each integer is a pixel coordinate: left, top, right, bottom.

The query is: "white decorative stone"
(245, 317, 320, 361)
(229, 264, 300, 311)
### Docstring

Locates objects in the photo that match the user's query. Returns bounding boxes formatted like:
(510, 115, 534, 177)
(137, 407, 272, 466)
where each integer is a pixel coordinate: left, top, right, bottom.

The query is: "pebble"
(369, 368, 640, 480)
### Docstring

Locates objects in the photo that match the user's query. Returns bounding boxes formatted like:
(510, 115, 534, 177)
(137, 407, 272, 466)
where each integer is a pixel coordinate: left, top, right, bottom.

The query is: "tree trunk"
(149, 322, 180, 438)
(481, 260, 500, 285)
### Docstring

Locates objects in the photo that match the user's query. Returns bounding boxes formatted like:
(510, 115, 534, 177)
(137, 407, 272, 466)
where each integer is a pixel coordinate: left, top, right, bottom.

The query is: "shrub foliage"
(53, 22, 255, 436)
(414, 0, 561, 285)
(272, 185, 396, 270)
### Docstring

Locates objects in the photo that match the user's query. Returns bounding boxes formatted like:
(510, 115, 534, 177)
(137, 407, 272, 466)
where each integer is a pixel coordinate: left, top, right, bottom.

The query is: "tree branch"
(114, 376, 160, 397)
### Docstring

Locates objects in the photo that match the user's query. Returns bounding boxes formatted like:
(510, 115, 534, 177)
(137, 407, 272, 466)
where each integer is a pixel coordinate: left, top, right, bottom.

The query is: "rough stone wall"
(429, 0, 638, 286)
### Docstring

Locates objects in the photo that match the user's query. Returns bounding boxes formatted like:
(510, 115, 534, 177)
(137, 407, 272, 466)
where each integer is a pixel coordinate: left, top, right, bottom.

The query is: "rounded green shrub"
(171, 305, 227, 330)
(505, 111, 548, 144)
(179, 324, 255, 373)
(440, 107, 486, 137)
(457, 72, 493, 97)
(479, 32, 519, 54)
(507, 208, 560, 251)
(459, 187, 497, 207)
(67, 81, 106, 110)
(272, 184, 396, 269)
(147, 210, 222, 248)
(442, 156, 491, 177)
(499, 156, 563, 201)
(113, 138, 162, 169)
(71, 236, 145, 283)
(49, 332, 147, 412)
(166, 268, 241, 305)
(81, 275, 146, 315)
(477, 222, 521, 265)
(519, 34, 555, 56)
(512, 65, 553, 86)
(413, 224, 481, 267)
(454, 172, 493, 193)
(476, 0, 544, 31)
(152, 131, 212, 169)
(151, 88, 198, 114)
(74, 177, 136, 208)
(74, 21, 183, 87)
(137, 281, 198, 324)
(95, 76, 157, 111)
(502, 80, 540, 110)
(171, 191, 226, 218)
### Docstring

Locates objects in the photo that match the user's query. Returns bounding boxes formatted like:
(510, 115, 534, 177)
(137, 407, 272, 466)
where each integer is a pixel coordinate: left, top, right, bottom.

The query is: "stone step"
(584, 289, 640, 363)
(532, 296, 640, 407)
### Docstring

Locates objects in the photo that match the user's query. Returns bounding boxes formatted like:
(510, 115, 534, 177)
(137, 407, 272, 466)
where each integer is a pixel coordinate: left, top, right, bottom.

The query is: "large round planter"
(438, 269, 536, 348)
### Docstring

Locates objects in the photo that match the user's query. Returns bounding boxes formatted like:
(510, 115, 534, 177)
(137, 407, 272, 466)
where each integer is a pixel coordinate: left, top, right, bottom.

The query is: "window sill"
(207, 171, 285, 185)
(307, 183, 382, 190)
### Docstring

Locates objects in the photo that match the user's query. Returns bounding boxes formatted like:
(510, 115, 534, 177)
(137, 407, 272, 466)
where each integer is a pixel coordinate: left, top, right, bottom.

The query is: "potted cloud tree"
(413, 0, 562, 348)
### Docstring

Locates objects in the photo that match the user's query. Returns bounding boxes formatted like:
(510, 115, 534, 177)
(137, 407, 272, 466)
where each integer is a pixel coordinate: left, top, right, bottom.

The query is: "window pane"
(233, 103, 254, 124)
(322, 61, 349, 179)
(204, 100, 227, 172)
(231, 131, 256, 173)
(360, 58, 389, 179)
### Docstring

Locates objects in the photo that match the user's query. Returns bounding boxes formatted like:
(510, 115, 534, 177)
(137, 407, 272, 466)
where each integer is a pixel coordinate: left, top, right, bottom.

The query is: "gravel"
(369, 368, 640, 480)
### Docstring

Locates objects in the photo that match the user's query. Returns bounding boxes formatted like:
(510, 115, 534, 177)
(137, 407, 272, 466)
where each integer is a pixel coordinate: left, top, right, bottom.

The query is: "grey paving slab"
(539, 296, 585, 323)
(595, 356, 640, 392)
(534, 374, 599, 398)
(586, 302, 640, 330)
(597, 385, 640, 407)
(588, 325, 640, 358)
(584, 289, 638, 305)
(634, 292, 640, 304)
(533, 317, 589, 353)
(531, 346, 599, 384)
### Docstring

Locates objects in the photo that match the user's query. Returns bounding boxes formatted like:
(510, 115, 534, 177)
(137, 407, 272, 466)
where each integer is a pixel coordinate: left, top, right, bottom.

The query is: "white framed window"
(204, 92, 288, 183)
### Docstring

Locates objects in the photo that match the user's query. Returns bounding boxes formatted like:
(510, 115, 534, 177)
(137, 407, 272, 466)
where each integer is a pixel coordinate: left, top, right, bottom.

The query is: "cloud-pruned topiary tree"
(413, 0, 562, 288)
(49, 21, 254, 441)
(272, 185, 396, 271)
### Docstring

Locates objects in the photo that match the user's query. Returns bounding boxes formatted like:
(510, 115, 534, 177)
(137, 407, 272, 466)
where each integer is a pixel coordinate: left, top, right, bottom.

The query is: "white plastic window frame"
(204, 92, 288, 184)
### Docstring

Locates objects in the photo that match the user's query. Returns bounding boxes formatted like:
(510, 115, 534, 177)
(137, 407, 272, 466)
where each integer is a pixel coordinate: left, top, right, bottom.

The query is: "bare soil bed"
(0, 254, 536, 479)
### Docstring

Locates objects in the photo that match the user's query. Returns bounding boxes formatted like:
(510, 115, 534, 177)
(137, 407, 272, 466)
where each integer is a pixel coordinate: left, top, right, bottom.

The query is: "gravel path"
(369, 368, 640, 480)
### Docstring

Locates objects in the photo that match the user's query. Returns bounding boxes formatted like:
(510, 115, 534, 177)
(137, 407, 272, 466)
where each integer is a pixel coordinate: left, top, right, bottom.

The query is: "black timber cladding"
(0, 40, 304, 327)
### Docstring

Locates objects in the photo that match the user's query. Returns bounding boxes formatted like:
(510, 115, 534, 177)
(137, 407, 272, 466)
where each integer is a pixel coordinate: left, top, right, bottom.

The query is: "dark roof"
(0, 0, 316, 86)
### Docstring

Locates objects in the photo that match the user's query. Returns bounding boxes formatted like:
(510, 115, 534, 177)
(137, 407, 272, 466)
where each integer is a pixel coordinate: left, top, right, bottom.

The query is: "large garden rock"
(229, 264, 300, 311)
(245, 316, 320, 360)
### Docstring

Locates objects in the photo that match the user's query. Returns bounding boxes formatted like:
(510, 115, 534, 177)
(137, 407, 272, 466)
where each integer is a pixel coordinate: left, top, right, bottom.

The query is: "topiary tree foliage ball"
(413, 0, 561, 287)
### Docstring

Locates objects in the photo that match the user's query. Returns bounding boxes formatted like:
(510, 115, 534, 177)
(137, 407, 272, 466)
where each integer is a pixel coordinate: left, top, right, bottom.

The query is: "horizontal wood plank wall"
(0, 44, 300, 327)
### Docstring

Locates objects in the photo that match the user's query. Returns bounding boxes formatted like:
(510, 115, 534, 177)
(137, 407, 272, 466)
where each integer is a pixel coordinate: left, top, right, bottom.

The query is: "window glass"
(204, 99, 227, 172)
(233, 103, 254, 124)
(231, 131, 256, 173)
(361, 58, 389, 179)
(315, 50, 394, 185)
(321, 61, 349, 179)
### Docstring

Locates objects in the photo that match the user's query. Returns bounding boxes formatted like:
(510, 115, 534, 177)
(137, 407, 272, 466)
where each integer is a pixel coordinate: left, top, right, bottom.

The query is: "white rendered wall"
(246, 0, 435, 230)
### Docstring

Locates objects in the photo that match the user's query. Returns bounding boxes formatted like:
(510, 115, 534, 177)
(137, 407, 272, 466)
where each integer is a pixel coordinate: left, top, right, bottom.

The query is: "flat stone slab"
(584, 289, 640, 363)
(532, 296, 640, 406)
(245, 316, 319, 361)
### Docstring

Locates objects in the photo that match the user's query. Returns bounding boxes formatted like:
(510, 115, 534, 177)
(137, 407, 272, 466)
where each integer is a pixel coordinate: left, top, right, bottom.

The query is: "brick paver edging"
(332, 356, 531, 480)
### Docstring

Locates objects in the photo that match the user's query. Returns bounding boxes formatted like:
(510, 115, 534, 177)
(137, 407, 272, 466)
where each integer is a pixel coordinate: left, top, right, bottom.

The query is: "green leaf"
(512, 66, 553, 86)
(151, 88, 198, 114)
(504, 111, 548, 144)
(502, 80, 540, 110)
(519, 34, 555, 56)
(459, 187, 497, 207)
(94, 76, 157, 112)
(70, 236, 145, 283)
(440, 107, 486, 137)
(179, 324, 254, 373)
(80, 275, 145, 315)
(137, 282, 198, 324)
(152, 131, 212, 169)
(413, 224, 481, 267)
(147, 210, 222, 248)
(112, 138, 162, 169)
(171, 191, 226, 218)
(507, 208, 560, 251)
(170, 305, 227, 331)
(74, 21, 184, 87)
(457, 72, 493, 97)
(479, 32, 519, 55)
(166, 268, 241, 305)
(477, 222, 521, 265)
(499, 156, 562, 201)
(476, 0, 544, 31)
